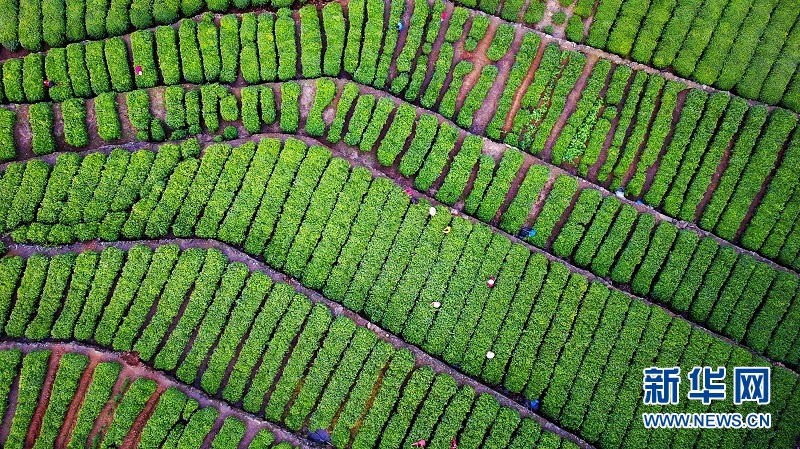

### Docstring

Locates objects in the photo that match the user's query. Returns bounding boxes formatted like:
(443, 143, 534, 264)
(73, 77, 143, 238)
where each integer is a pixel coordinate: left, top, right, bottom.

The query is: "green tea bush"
(501, 164, 550, 234)
(67, 44, 91, 98)
(477, 149, 524, 222)
(29, 102, 55, 155)
(396, 0, 427, 72)
(95, 92, 121, 141)
(343, 94, 375, 146)
(322, 2, 345, 76)
(200, 84, 219, 132)
(457, 65, 498, 128)
(179, 19, 203, 84)
(4, 350, 49, 449)
(465, 15, 490, 52)
(0, 108, 16, 161)
(153, 0, 179, 24)
(373, 0, 404, 88)
(359, 97, 395, 152)
(353, 0, 383, 84)
(85, 0, 107, 39)
(2, 59, 24, 103)
(376, 103, 416, 166)
(487, 32, 539, 139)
(18, 0, 43, 51)
(105, 37, 132, 92)
(436, 135, 482, 205)
(299, 5, 322, 78)
(127, 89, 152, 137)
(219, 15, 239, 83)
(164, 85, 185, 130)
(131, 31, 158, 88)
(45, 48, 73, 102)
(276, 8, 297, 80)
(0, 0, 19, 50)
(105, 0, 131, 36)
(280, 81, 300, 133)
(306, 78, 336, 137)
(197, 13, 220, 82)
(257, 13, 277, 81)
(260, 86, 276, 125)
(62, 98, 88, 147)
(240, 86, 260, 133)
(130, 0, 153, 29)
(22, 54, 45, 103)
(415, 122, 459, 190)
(85, 41, 111, 95)
(487, 24, 514, 61)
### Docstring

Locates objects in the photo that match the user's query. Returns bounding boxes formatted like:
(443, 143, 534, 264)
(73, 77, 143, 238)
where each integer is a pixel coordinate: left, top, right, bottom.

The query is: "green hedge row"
(523, 172, 800, 368)
(528, 175, 577, 247)
(625, 80, 682, 197)
(1, 137, 800, 448)
(0, 108, 17, 161)
(11, 245, 582, 449)
(551, 188, 602, 258)
(714, 109, 797, 241)
(486, 32, 539, 140)
(435, 135, 482, 205)
(0, 349, 21, 422)
(609, 75, 664, 191)
(473, 148, 521, 221)
(551, 59, 611, 166)
(661, 92, 730, 216)
(578, 0, 800, 112)
(6, 126, 800, 378)
(5, 350, 50, 449)
(499, 163, 549, 233)
(595, 70, 646, 184)
(486, 23, 514, 61)
(66, 361, 121, 449)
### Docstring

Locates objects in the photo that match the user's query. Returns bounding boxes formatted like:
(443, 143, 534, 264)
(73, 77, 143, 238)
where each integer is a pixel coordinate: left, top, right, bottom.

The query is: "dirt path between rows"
(4, 76, 798, 283)
(2, 239, 598, 448)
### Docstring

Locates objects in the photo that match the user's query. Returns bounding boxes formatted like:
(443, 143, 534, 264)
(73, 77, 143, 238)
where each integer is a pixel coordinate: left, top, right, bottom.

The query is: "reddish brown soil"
(120, 383, 166, 449)
(24, 347, 62, 446)
(694, 129, 739, 223)
(639, 88, 688, 198)
(615, 79, 665, 191)
(520, 168, 558, 228)
(470, 21, 525, 135)
(56, 356, 101, 448)
(539, 54, 598, 162)
(733, 137, 790, 242)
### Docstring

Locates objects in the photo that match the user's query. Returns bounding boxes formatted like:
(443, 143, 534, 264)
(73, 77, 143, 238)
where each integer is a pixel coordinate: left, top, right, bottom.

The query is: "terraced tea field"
(0, 0, 798, 447)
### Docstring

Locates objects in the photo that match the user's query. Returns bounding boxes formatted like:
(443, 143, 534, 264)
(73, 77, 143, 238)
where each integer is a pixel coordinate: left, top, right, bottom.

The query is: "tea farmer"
(308, 428, 331, 445)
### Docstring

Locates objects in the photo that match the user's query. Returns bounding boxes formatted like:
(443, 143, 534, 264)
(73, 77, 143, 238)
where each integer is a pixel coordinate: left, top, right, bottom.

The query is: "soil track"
(2, 239, 598, 448)
(4, 114, 799, 361)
